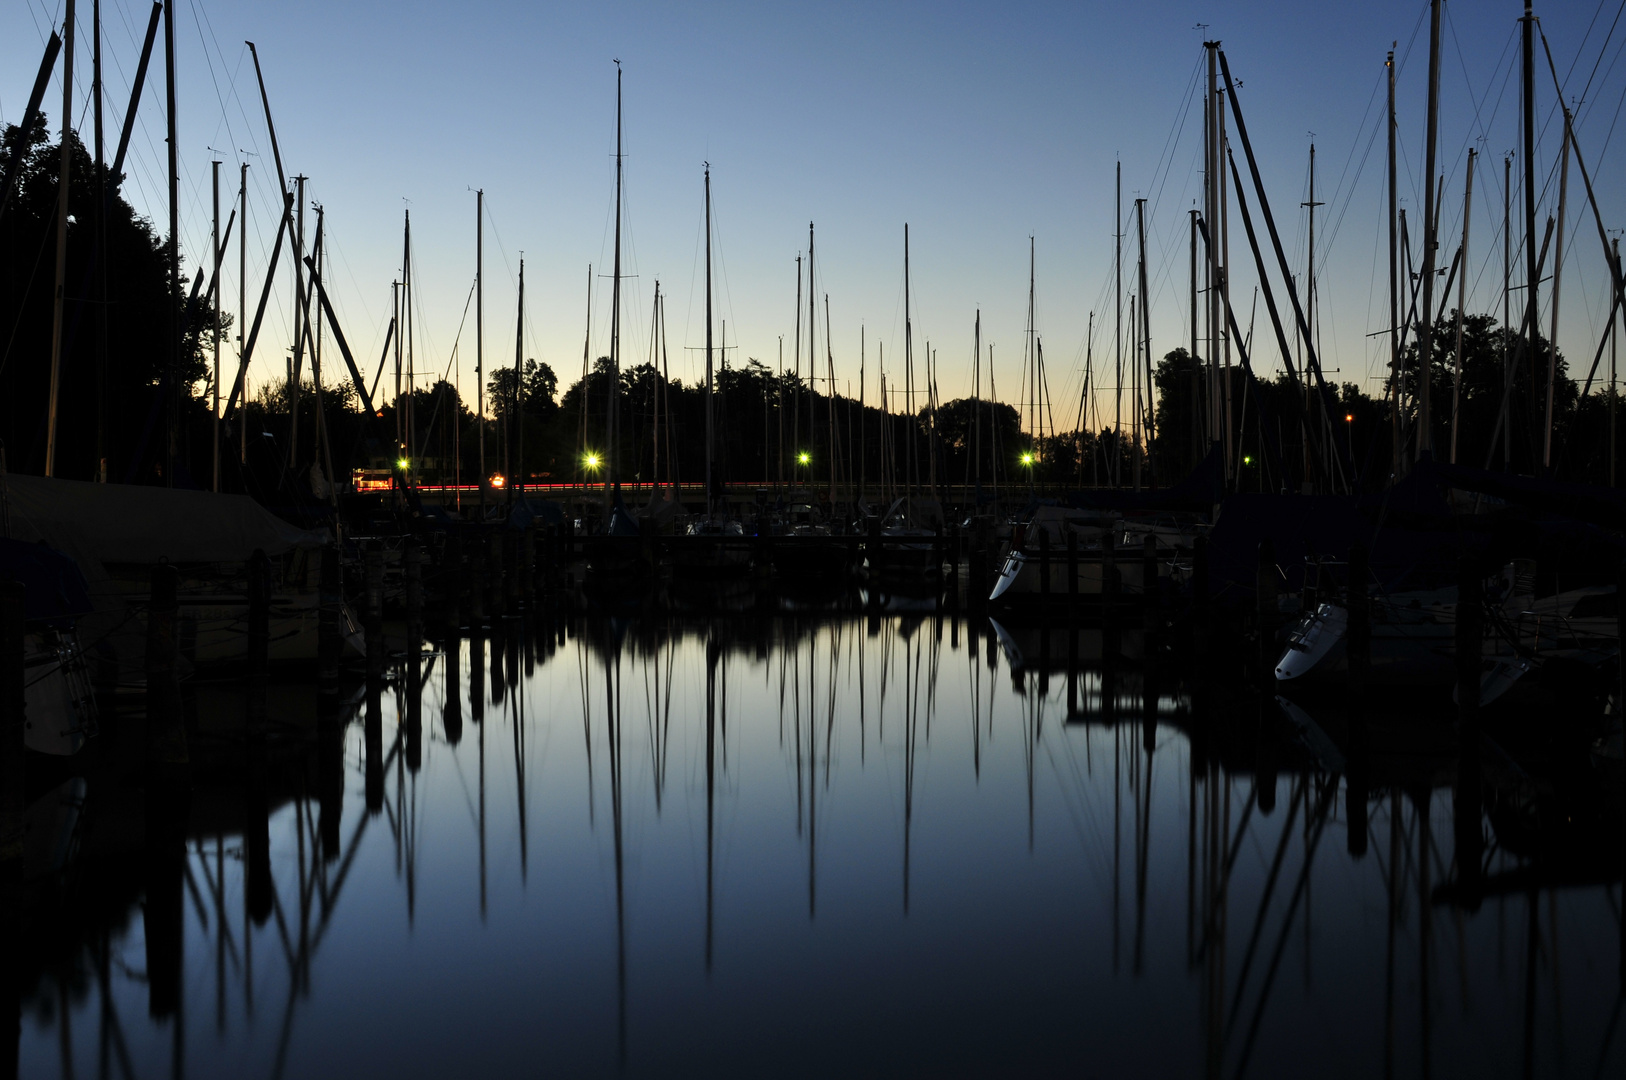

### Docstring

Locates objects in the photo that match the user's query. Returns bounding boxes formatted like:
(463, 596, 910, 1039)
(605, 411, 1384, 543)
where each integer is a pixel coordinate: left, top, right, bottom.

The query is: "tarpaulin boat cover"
(2, 474, 326, 564)
(0, 537, 93, 624)
(0, 475, 327, 684)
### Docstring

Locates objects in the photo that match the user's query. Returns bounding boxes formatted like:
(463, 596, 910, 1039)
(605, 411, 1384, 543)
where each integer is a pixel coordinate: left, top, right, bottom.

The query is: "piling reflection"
(9, 610, 1624, 1077)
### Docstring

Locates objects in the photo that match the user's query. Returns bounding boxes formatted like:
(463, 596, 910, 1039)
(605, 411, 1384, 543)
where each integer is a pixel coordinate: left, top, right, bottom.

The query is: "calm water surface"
(16, 614, 1625, 1078)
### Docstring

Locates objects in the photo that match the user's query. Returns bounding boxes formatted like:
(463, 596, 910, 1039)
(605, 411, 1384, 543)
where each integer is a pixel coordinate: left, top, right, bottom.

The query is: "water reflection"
(10, 611, 1624, 1078)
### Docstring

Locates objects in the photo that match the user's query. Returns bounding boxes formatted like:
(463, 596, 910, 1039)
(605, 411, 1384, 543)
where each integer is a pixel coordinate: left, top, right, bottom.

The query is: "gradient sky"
(6, 1, 1625, 434)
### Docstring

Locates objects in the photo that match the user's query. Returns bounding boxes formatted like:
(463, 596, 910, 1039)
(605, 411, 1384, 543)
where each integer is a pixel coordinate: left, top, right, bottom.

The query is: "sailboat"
(868, 225, 942, 584)
(771, 224, 848, 585)
(677, 164, 751, 576)
(583, 62, 651, 588)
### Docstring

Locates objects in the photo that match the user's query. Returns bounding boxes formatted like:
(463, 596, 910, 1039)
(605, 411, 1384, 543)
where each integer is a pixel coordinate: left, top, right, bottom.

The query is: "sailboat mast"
(859, 326, 866, 503)
(1305, 147, 1322, 481)
(705, 165, 714, 515)
(826, 294, 837, 500)
(476, 191, 485, 509)
(239, 163, 247, 465)
(1543, 124, 1570, 469)
(661, 287, 675, 496)
(212, 160, 221, 492)
(1450, 150, 1475, 465)
(793, 254, 802, 480)
(164, 0, 177, 485)
(1027, 237, 1036, 467)
(609, 62, 624, 493)
(1189, 209, 1199, 467)
(94, 0, 106, 481)
(974, 311, 982, 490)
(291, 176, 307, 470)
(651, 282, 660, 494)
(1137, 197, 1152, 487)
(1388, 49, 1401, 474)
(513, 257, 524, 501)
(1522, 1, 1539, 467)
(904, 223, 913, 497)
(578, 264, 591, 487)
(1415, 0, 1442, 462)
(777, 333, 784, 490)
(1502, 155, 1512, 468)
(1114, 161, 1123, 487)
(44, 0, 74, 478)
(808, 223, 817, 480)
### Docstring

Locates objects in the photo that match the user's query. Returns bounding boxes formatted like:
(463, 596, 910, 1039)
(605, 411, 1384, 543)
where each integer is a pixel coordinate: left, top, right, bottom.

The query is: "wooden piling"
(1347, 540, 1370, 675)
(489, 532, 506, 620)
(1102, 530, 1119, 661)
(469, 536, 486, 628)
(365, 541, 385, 682)
(146, 564, 188, 769)
(246, 550, 269, 736)
(318, 545, 341, 694)
(1255, 539, 1278, 679)
(0, 581, 24, 870)
(1455, 556, 1482, 725)
(1066, 531, 1079, 617)
(404, 537, 424, 645)
(520, 524, 535, 606)
(1039, 529, 1051, 602)
(543, 524, 557, 596)
(1142, 534, 1158, 631)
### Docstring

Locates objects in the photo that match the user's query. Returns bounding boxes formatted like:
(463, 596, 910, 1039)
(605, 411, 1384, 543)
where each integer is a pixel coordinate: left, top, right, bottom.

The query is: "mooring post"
(1619, 559, 1626, 989)
(246, 550, 270, 736)
(469, 534, 486, 629)
(1038, 529, 1051, 604)
(405, 537, 424, 647)
(1066, 530, 1079, 617)
(0, 581, 25, 873)
(520, 524, 535, 606)
(1102, 529, 1119, 661)
(443, 618, 464, 747)
(542, 524, 556, 596)
(318, 545, 341, 695)
(1454, 554, 1484, 907)
(866, 514, 881, 576)
(364, 681, 383, 815)
(970, 518, 989, 610)
(146, 564, 188, 770)
(1456, 556, 1482, 723)
(1102, 528, 1117, 597)
(1347, 540, 1370, 675)
(1256, 539, 1279, 679)
(1143, 534, 1158, 632)
(364, 542, 385, 683)
(0, 585, 19, 1080)
(488, 532, 506, 620)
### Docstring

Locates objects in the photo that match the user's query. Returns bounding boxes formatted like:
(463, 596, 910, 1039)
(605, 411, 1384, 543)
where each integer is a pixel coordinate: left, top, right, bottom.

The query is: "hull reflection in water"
(13, 612, 1623, 1079)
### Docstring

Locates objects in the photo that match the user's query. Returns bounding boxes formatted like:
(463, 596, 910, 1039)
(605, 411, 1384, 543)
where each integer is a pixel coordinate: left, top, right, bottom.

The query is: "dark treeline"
(8, 121, 1620, 504)
(1, 118, 216, 485)
(1150, 310, 1615, 492)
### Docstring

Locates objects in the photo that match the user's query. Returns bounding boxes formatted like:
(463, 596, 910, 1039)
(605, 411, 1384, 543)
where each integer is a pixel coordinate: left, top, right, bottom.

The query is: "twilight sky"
(6, 0, 1625, 433)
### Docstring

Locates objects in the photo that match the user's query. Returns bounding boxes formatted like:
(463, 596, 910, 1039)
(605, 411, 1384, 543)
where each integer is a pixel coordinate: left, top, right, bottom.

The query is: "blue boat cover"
(0, 537, 93, 624)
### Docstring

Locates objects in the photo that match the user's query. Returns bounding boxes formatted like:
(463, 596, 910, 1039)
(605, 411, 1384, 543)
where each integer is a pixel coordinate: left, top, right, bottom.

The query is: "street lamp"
(798, 451, 810, 466)
(584, 452, 601, 470)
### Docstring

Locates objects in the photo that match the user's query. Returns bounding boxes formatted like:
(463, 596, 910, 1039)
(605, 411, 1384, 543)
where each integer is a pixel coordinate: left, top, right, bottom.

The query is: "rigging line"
(1577, 24, 1626, 134)
(1568, 0, 1624, 108)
